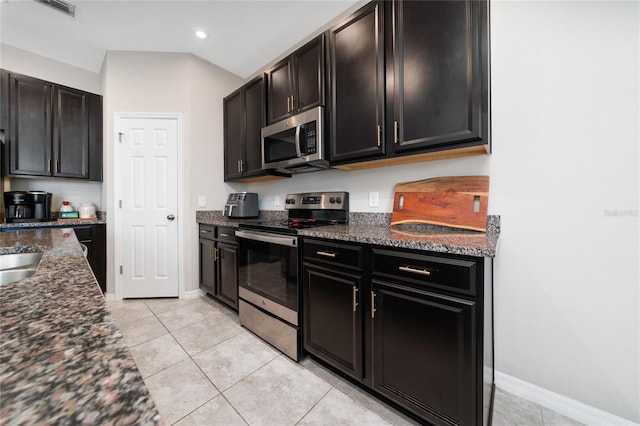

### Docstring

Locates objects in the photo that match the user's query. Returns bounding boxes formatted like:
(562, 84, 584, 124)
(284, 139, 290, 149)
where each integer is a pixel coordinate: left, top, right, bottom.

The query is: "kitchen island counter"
(0, 229, 160, 425)
(0, 218, 107, 230)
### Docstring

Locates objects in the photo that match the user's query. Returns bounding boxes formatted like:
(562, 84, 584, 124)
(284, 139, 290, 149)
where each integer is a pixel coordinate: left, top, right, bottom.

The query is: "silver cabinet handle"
(371, 291, 377, 319)
(167, 214, 176, 221)
(399, 265, 432, 276)
(352, 286, 358, 312)
(394, 120, 399, 144)
(316, 251, 336, 258)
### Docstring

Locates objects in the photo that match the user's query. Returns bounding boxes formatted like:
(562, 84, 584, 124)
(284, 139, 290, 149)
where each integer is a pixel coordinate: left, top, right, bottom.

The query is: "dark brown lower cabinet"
(371, 279, 476, 425)
(303, 264, 363, 380)
(199, 234, 216, 296)
(73, 224, 106, 293)
(198, 224, 238, 310)
(216, 241, 238, 309)
(302, 238, 493, 426)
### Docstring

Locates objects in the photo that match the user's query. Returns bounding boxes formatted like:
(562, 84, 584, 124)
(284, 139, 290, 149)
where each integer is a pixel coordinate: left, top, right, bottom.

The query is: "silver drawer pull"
(200, 230, 211, 234)
(219, 233, 230, 237)
(317, 251, 337, 258)
(399, 265, 432, 276)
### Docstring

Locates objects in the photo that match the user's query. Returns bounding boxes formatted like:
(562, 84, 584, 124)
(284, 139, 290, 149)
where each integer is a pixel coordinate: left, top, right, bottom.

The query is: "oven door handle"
(235, 229, 298, 247)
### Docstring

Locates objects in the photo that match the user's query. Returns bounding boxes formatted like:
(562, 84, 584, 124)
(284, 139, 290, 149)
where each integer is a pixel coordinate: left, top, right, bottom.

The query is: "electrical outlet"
(274, 195, 281, 206)
(369, 192, 379, 208)
(198, 195, 206, 207)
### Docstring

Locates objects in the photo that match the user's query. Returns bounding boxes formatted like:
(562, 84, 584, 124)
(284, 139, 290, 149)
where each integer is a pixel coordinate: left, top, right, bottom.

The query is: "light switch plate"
(369, 192, 379, 208)
(198, 195, 207, 207)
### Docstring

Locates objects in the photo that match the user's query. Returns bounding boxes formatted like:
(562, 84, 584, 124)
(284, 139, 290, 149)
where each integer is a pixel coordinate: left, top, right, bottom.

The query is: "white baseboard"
(104, 290, 204, 300)
(181, 288, 205, 299)
(495, 371, 639, 426)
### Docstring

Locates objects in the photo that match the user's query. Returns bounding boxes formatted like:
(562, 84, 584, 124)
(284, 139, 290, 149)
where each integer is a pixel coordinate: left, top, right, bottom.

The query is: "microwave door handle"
(294, 124, 302, 158)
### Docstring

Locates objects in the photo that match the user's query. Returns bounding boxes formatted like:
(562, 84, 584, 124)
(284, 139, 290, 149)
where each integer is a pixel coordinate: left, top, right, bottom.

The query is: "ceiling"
(0, 0, 362, 79)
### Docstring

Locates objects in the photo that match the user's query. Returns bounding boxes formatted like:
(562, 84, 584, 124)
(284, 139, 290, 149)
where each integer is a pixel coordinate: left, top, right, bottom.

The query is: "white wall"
(237, 1, 640, 422)
(101, 51, 242, 296)
(489, 2, 638, 422)
(0, 43, 102, 94)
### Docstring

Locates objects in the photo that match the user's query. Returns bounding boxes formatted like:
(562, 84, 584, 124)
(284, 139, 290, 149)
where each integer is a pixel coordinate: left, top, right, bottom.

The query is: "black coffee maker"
(4, 191, 52, 223)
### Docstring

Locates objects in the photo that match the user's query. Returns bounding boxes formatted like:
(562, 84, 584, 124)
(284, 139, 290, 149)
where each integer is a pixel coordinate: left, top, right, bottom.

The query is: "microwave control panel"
(302, 121, 317, 155)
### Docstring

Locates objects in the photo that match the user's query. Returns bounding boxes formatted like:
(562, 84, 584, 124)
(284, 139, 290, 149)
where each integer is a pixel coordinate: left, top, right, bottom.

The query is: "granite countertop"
(298, 222, 499, 257)
(0, 218, 106, 230)
(196, 211, 500, 258)
(0, 229, 161, 425)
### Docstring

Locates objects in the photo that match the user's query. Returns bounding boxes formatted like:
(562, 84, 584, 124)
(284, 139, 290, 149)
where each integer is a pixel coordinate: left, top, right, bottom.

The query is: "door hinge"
(119, 200, 122, 208)
(118, 132, 124, 143)
(119, 265, 123, 274)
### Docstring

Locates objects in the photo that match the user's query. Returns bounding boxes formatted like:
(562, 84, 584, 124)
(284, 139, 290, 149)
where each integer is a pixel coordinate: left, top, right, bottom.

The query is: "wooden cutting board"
(390, 176, 490, 232)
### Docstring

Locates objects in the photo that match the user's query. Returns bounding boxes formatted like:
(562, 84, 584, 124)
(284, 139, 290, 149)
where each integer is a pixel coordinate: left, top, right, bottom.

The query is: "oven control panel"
(284, 192, 349, 210)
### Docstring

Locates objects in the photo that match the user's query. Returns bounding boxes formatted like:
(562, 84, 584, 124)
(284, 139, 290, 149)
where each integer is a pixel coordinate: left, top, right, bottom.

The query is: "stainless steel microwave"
(261, 106, 329, 174)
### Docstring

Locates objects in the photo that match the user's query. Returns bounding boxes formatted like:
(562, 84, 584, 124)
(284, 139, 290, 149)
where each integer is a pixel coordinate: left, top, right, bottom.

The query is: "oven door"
(235, 229, 299, 325)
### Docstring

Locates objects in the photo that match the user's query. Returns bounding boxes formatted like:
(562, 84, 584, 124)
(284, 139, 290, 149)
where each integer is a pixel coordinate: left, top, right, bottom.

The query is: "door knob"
(167, 214, 176, 221)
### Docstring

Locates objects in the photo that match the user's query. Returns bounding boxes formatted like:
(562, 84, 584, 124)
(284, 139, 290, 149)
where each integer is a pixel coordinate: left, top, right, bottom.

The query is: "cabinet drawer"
(216, 226, 237, 244)
(372, 249, 478, 296)
(304, 239, 363, 271)
(199, 224, 216, 241)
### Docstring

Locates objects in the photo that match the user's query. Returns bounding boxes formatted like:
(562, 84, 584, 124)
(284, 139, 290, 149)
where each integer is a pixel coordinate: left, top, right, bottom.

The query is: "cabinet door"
(329, 2, 385, 163)
(292, 35, 324, 114)
(216, 242, 238, 309)
(1, 70, 8, 152)
(242, 76, 265, 176)
(266, 59, 292, 124)
(223, 89, 244, 180)
(303, 264, 363, 380)
(53, 86, 89, 179)
(199, 238, 216, 295)
(8, 73, 52, 176)
(88, 93, 103, 182)
(371, 279, 476, 425)
(90, 223, 107, 294)
(391, 0, 486, 152)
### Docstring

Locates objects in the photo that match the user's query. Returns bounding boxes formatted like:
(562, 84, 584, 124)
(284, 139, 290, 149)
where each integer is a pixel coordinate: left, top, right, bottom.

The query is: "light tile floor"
(107, 296, 584, 426)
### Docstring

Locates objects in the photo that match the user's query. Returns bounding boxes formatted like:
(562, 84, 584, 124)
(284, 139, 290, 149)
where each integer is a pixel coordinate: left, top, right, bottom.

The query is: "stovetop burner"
(238, 192, 349, 235)
(239, 218, 337, 234)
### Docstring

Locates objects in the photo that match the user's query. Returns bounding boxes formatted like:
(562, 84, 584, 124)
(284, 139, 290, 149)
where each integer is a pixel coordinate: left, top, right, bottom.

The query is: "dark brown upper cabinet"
(329, 1, 385, 163)
(389, 0, 489, 154)
(1, 70, 102, 181)
(266, 34, 325, 125)
(224, 75, 268, 181)
(329, 0, 489, 169)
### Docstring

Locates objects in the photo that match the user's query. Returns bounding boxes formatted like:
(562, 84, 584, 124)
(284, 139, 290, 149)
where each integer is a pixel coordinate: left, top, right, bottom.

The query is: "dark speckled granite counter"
(196, 211, 499, 258)
(0, 218, 106, 230)
(0, 229, 161, 425)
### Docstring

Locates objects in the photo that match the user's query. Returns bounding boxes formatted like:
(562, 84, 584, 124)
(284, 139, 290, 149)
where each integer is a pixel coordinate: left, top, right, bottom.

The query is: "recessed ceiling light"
(195, 30, 208, 40)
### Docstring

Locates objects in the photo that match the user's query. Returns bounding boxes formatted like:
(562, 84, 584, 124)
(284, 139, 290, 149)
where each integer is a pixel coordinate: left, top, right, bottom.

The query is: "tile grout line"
(294, 384, 334, 425)
(112, 299, 396, 425)
(142, 299, 256, 425)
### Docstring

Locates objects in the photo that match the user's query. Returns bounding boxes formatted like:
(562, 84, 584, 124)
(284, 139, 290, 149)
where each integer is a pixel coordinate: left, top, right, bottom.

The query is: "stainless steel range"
(235, 192, 349, 361)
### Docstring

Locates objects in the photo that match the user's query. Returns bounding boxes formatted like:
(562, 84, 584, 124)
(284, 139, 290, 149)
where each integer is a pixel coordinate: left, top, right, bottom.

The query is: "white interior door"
(118, 116, 179, 298)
